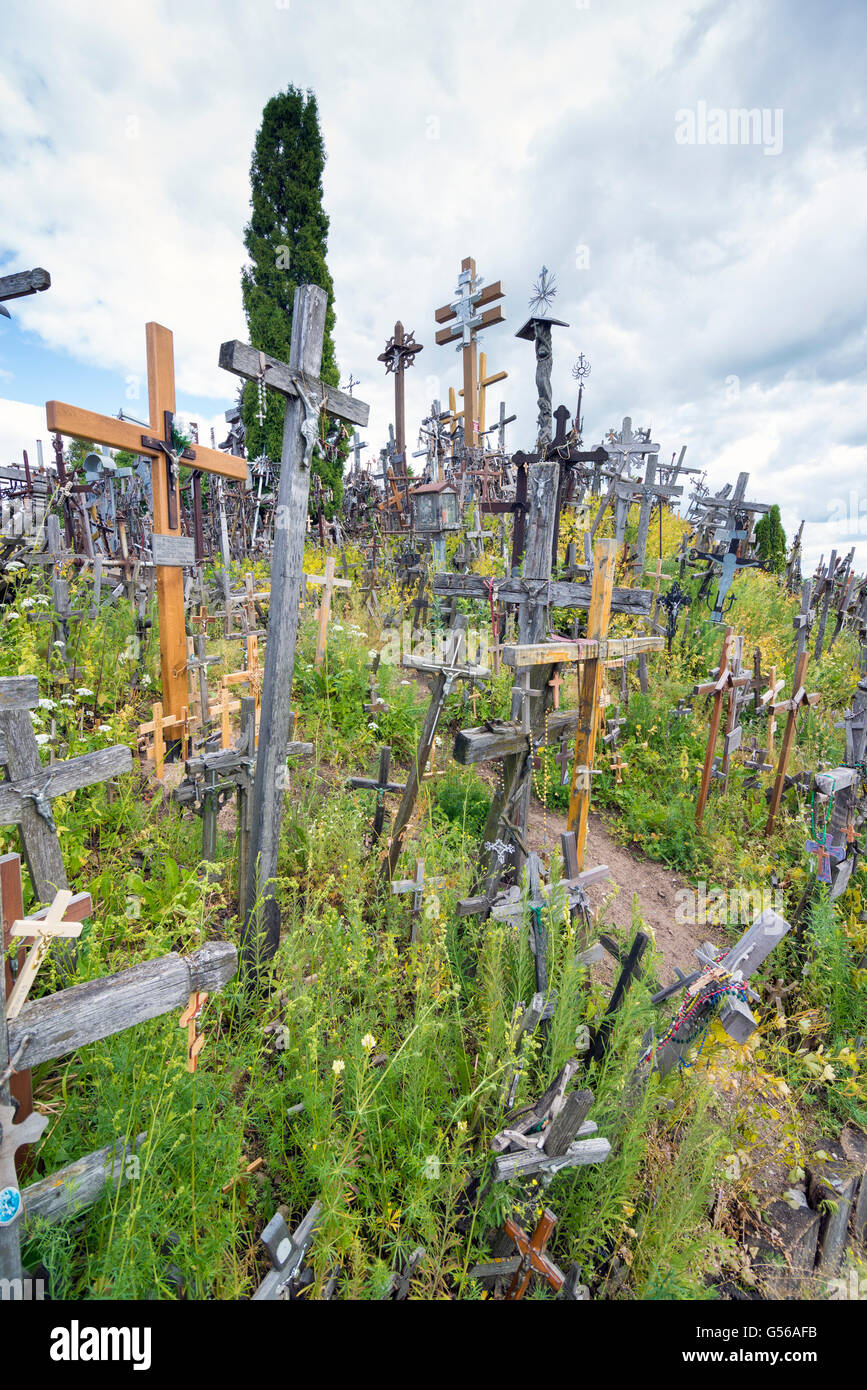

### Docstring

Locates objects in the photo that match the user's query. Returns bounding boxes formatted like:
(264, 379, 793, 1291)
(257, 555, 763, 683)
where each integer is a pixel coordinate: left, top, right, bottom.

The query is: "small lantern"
(410, 481, 460, 534)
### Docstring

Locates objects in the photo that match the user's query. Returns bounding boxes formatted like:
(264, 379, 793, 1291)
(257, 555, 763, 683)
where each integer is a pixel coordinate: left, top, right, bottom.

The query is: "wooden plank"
(492, 1136, 611, 1181)
(541, 1089, 595, 1156)
(432, 572, 652, 616)
(502, 635, 664, 667)
(454, 709, 581, 765)
(0, 744, 133, 822)
(21, 1133, 146, 1228)
(7, 940, 238, 1069)
(0, 678, 39, 712)
(0, 268, 51, 301)
(218, 340, 370, 428)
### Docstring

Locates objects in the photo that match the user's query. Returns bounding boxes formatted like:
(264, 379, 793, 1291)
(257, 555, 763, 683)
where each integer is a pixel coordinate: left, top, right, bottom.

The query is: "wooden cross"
(218, 288, 369, 969)
(378, 322, 423, 474)
(1, 854, 92, 1137)
(567, 540, 616, 857)
(6, 889, 84, 1019)
(654, 907, 792, 1075)
(693, 629, 751, 825)
(765, 650, 822, 836)
(547, 666, 563, 710)
(0, 676, 133, 901)
(0, 915, 236, 1277)
(346, 746, 405, 844)
(137, 701, 191, 779)
(435, 257, 505, 453)
(0, 1104, 48, 1229)
(391, 859, 442, 942)
(47, 322, 247, 724)
(386, 616, 489, 877)
(307, 556, 352, 669)
(609, 750, 628, 784)
(503, 1208, 564, 1300)
(178, 991, 209, 1072)
(458, 350, 508, 439)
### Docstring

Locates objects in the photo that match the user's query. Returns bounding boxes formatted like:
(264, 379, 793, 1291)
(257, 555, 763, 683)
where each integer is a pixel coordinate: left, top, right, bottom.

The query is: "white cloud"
(0, 0, 864, 573)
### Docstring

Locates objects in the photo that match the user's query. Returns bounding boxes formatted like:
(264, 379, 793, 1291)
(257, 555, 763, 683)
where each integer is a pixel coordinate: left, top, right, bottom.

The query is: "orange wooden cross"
(47, 323, 247, 725)
(504, 1208, 564, 1300)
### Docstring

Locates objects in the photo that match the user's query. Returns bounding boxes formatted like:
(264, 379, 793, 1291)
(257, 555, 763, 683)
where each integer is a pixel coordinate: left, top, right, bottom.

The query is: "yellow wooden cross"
(46, 323, 247, 725)
(6, 889, 84, 1018)
(457, 350, 508, 437)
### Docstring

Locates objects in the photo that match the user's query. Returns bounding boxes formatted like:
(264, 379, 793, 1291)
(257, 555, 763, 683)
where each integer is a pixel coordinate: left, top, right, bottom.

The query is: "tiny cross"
(804, 837, 846, 885)
(548, 667, 563, 710)
(609, 751, 628, 784)
(178, 990, 209, 1072)
(503, 1207, 564, 1299)
(6, 889, 84, 1019)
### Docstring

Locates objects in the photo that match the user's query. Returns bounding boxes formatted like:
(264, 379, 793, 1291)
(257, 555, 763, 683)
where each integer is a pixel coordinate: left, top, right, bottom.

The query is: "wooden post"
(765, 651, 821, 836)
(694, 628, 734, 827)
(567, 539, 616, 865)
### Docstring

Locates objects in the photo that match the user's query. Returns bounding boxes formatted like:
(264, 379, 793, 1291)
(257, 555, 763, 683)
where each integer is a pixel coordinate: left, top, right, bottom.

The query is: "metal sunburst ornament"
(529, 265, 558, 316)
(572, 353, 591, 383)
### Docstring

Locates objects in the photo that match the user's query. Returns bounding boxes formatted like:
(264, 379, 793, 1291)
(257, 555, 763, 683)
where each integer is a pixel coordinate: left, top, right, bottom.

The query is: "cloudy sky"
(2, 0, 865, 570)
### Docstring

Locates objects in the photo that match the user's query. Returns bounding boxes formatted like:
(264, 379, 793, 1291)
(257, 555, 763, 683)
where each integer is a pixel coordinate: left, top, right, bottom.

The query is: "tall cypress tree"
(755, 503, 787, 574)
(240, 87, 345, 507)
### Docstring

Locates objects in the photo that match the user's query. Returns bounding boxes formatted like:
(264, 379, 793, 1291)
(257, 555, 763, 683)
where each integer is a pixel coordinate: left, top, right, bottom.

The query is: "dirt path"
(525, 800, 727, 981)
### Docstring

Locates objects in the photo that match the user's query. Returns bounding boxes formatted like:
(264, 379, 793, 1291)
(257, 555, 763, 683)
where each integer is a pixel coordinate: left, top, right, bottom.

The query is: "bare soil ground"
(525, 799, 727, 982)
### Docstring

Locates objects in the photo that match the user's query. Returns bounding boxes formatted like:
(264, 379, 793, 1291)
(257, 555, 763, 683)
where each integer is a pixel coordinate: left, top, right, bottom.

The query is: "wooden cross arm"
(0, 676, 39, 712)
(0, 267, 51, 301)
(20, 1133, 146, 1232)
(502, 636, 665, 668)
(218, 341, 369, 427)
(25, 889, 93, 926)
(435, 304, 505, 345)
(45, 401, 248, 481)
(435, 280, 504, 323)
(0, 745, 133, 824)
(432, 574, 653, 617)
(454, 709, 580, 765)
(306, 574, 352, 591)
(7, 940, 238, 1070)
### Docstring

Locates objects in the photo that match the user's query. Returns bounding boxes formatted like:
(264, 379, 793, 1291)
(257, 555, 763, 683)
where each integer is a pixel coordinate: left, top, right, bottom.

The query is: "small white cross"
(6, 889, 83, 1019)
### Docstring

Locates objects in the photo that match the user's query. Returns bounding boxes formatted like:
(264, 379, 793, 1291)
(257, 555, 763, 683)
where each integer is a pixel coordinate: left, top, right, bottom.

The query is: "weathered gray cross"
(218, 287, 369, 974)
(0, 676, 133, 903)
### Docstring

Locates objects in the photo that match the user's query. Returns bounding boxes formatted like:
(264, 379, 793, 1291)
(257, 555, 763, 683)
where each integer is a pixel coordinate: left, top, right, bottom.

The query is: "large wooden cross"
(46, 322, 247, 724)
(218, 288, 369, 972)
(435, 257, 504, 454)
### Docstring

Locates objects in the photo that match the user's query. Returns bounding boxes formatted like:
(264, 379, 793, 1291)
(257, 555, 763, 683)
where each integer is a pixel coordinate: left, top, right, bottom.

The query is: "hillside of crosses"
(1, 135, 866, 1310)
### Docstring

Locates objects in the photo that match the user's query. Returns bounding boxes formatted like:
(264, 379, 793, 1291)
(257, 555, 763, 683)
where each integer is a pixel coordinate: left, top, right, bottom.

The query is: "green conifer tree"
(754, 503, 787, 574)
(240, 87, 344, 510)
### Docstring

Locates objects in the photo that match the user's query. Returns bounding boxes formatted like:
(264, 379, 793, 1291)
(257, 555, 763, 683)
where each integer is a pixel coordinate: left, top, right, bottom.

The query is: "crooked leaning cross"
(46, 322, 248, 724)
(218, 288, 369, 972)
